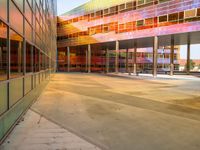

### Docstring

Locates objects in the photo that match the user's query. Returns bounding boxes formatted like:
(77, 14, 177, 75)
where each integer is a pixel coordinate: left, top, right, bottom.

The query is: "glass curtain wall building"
(57, 0, 200, 75)
(0, 0, 57, 142)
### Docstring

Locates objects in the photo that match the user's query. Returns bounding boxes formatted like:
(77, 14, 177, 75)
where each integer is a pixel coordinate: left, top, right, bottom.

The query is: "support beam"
(170, 35, 175, 76)
(133, 40, 137, 74)
(115, 41, 119, 73)
(67, 47, 70, 72)
(106, 48, 109, 73)
(187, 33, 191, 75)
(153, 36, 158, 77)
(88, 44, 91, 73)
(126, 48, 129, 73)
(85, 49, 88, 72)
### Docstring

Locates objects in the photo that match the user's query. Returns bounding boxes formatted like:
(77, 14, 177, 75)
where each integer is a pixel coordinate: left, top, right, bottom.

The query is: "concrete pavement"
(1, 73, 200, 150)
(0, 110, 101, 150)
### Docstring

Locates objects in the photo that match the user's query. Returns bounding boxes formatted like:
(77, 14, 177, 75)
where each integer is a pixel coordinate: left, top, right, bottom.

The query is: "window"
(146, 0, 153, 3)
(119, 4, 125, 11)
(168, 13, 179, 22)
(96, 11, 102, 18)
(33, 47, 39, 72)
(40, 52, 45, 70)
(10, 30, 24, 79)
(137, 0, 154, 6)
(26, 42, 32, 73)
(126, 22, 133, 31)
(197, 8, 200, 16)
(0, 21, 7, 81)
(137, 20, 144, 26)
(104, 9, 109, 15)
(159, 0, 170, 3)
(110, 6, 117, 14)
(103, 25, 109, 33)
(25, 20, 32, 42)
(145, 18, 154, 25)
(13, 0, 24, 11)
(126, 2, 134, 9)
(95, 25, 102, 34)
(0, 0, 7, 21)
(25, 0, 32, 24)
(89, 28, 96, 35)
(159, 15, 167, 22)
(138, 0, 145, 5)
(10, 1, 24, 34)
(184, 9, 196, 18)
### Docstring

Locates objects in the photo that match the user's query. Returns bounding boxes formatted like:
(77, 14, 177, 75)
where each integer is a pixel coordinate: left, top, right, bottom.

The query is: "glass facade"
(57, 0, 200, 75)
(0, 0, 57, 141)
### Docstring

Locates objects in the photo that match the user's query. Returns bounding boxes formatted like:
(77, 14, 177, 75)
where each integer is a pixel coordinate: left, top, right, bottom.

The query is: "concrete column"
(85, 50, 88, 72)
(88, 44, 91, 73)
(106, 48, 109, 73)
(187, 33, 191, 75)
(153, 36, 158, 77)
(126, 49, 129, 73)
(0, 47, 2, 69)
(115, 41, 119, 73)
(67, 47, 70, 72)
(170, 35, 174, 76)
(133, 40, 137, 74)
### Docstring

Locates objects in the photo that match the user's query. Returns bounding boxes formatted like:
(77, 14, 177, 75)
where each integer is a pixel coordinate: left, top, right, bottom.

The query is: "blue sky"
(57, 0, 90, 15)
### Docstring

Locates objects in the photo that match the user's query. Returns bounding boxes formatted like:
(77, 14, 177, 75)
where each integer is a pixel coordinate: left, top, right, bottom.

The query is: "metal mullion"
(7, 0, 10, 110)
(23, 0, 25, 96)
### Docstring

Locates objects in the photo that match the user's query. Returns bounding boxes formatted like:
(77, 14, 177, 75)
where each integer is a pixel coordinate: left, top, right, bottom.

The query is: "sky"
(57, 0, 90, 16)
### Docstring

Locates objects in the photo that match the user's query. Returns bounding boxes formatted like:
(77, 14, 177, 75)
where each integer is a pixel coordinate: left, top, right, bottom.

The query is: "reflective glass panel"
(26, 42, 32, 73)
(10, 1, 23, 34)
(0, 0, 7, 21)
(10, 30, 24, 78)
(0, 21, 7, 81)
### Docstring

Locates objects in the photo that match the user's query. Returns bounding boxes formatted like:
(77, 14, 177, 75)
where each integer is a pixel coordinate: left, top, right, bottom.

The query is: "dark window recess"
(159, 15, 167, 22)
(179, 12, 184, 23)
(119, 4, 125, 11)
(110, 6, 118, 14)
(126, 2, 134, 9)
(168, 13, 179, 22)
(198, 8, 200, 16)
(104, 9, 109, 15)
(137, 20, 144, 26)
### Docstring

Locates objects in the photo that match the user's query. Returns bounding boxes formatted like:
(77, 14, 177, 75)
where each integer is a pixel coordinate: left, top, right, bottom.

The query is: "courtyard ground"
(1, 73, 200, 150)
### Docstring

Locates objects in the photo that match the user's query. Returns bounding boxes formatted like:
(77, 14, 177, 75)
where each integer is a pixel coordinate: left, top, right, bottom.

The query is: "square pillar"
(126, 49, 129, 73)
(106, 48, 109, 73)
(153, 36, 158, 77)
(115, 41, 119, 73)
(170, 35, 174, 76)
(88, 44, 91, 73)
(187, 33, 191, 75)
(85, 49, 88, 72)
(133, 40, 137, 74)
(67, 47, 70, 72)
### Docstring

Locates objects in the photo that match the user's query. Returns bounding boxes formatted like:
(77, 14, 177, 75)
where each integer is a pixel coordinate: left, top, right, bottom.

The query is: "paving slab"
(0, 110, 101, 150)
